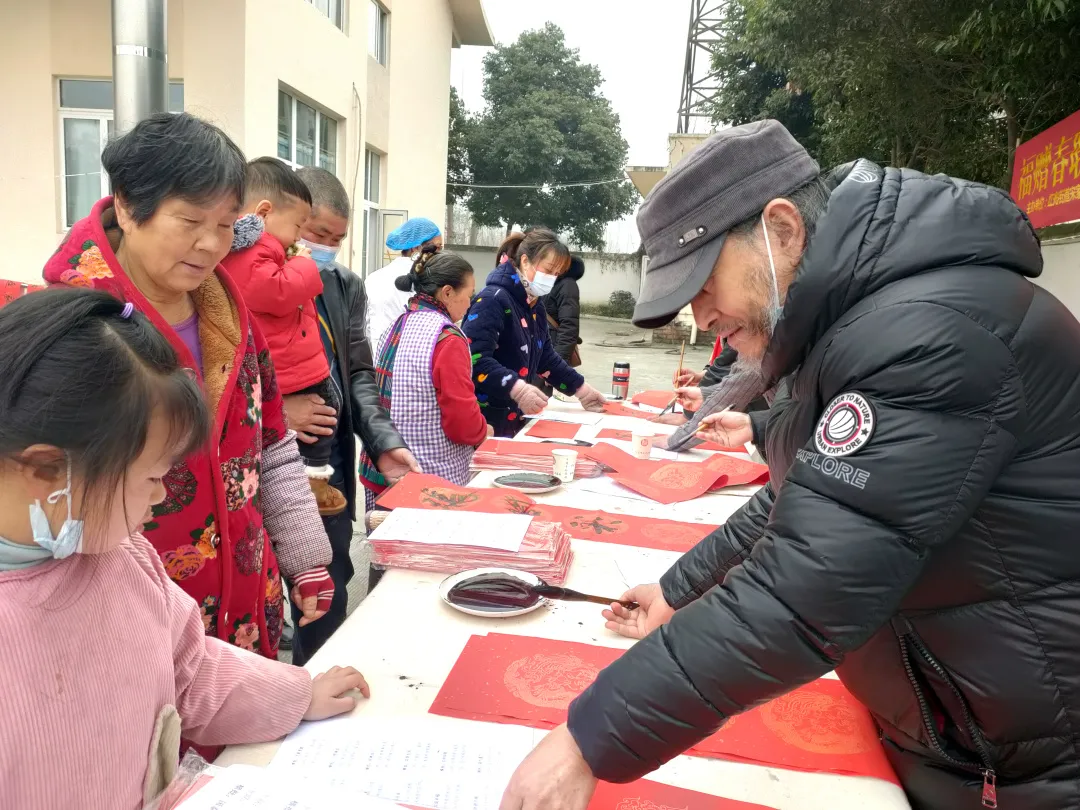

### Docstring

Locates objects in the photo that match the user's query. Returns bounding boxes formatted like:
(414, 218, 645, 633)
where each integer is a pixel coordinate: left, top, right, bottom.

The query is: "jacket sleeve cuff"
(660, 560, 699, 610)
(749, 409, 769, 451)
(567, 692, 644, 784)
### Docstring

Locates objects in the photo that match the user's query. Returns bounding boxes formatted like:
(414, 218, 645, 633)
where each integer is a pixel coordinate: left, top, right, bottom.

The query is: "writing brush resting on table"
(447, 572, 638, 611)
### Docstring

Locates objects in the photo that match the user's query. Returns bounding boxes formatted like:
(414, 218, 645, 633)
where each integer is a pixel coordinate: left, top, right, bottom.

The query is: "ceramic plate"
(439, 568, 547, 618)
(492, 472, 563, 494)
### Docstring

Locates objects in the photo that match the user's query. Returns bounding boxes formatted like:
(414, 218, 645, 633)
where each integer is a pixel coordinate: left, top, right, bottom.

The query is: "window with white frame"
(306, 0, 344, 29)
(362, 149, 383, 274)
(364, 150, 381, 204)
(368, 1, 389, 65)
(58, 79, 184, 228)
(277, 90, 339, 175)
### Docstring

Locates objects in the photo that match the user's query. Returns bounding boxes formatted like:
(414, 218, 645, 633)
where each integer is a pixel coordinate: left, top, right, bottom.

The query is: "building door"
(364, 208, 408, 276)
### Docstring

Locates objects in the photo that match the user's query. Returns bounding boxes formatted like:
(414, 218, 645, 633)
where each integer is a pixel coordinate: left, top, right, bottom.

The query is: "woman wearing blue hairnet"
(365, 217, 444, 347)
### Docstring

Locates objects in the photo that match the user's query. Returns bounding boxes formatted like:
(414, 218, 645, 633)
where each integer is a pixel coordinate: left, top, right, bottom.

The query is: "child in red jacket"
(221, 157, 345, 516)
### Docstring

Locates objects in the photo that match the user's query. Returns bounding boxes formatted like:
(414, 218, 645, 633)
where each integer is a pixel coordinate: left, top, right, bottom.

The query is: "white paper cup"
(631, 431, 652, 459)
(551, 449, 578, 482)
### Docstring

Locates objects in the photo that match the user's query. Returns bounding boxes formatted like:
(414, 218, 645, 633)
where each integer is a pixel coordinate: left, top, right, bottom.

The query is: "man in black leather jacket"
(284, 167, 417, 665)
(501, 122, 1080, 810)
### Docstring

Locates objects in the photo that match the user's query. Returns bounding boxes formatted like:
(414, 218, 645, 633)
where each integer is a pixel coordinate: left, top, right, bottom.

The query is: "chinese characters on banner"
(1011, 108, 1080, 229)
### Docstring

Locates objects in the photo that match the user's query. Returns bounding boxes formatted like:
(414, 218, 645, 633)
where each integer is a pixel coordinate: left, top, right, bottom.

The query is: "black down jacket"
(542, 255, 584, 364)
(568, 160, 1080, 810)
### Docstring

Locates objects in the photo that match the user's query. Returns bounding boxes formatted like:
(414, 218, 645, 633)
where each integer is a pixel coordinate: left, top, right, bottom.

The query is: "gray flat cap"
(633, 120, 820, 329)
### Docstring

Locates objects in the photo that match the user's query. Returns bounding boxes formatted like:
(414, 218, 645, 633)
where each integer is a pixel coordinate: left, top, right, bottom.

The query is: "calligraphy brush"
(534, 584, 639, 610)
(658, 340, 688, 416)
(695, 404, 736, 434)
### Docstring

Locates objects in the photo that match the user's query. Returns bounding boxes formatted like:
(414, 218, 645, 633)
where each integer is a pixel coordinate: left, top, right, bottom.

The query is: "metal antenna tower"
(677, 0, 729, 134)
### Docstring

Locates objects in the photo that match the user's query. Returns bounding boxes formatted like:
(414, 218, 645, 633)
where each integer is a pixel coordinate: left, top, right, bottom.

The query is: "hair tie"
(120, 302, 135, 319)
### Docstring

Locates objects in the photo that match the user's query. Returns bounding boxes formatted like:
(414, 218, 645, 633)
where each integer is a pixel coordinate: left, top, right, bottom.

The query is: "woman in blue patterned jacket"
(462, 230, 606, 437)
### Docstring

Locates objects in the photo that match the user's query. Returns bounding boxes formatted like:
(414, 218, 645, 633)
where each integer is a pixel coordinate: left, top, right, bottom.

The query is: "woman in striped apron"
(360, 249, 491, 509)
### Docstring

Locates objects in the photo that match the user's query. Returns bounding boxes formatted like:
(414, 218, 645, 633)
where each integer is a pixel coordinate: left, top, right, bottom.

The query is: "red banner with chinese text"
(1011, 108, 1080, 229)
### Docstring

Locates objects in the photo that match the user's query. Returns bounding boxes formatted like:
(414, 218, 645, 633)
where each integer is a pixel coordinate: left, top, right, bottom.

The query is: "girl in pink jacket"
(0, 287, 369, 810)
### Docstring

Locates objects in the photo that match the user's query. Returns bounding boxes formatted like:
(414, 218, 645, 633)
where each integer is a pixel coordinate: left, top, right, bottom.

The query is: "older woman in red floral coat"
(44, 114, 333, 660)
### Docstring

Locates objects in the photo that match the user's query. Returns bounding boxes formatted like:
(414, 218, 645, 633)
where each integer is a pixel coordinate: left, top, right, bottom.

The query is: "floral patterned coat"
(43, 197, 328, 659)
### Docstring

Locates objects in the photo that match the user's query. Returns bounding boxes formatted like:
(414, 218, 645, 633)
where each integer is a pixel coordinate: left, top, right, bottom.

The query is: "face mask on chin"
(760, 213, 783, 335)
(28, 455, 85, 560)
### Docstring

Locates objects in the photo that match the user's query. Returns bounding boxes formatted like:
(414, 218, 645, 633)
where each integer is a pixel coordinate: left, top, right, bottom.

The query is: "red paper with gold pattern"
(583, 443, 728, 504)
(596, 428, 740, 453)
(429, 634, 897, 784)
(703, 452, 770, 487)
(525, 419, 583, 440)
(375, 473, 716, 552)
(589, 779, 773, 810)
(0, 279, 44, 309)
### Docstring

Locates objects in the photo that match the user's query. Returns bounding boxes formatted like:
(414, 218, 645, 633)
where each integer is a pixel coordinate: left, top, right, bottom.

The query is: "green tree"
(464, 23, 637, 250)
(931, 0, 1080, 183)
(446, 86, 471, 205)
(710, 0, 1080, 188)
(707, 1, 822, 159)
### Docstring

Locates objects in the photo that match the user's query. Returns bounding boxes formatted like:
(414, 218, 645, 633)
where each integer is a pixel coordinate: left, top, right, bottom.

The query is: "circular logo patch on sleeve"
(814, 392, 876, 457)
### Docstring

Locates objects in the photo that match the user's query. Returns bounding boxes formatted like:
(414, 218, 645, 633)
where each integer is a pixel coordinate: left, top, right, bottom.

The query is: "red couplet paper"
(596, 428, 740, 454)
(485, 439, 577, 459)
(589, 779, 773, 810)
(429, 634, 898, 785)
(526, 419, 583, 440)
(602, 401, 658, 419)
(704, 453, 770, 488)
(630, 390, 679, 410)
(375, 473, 716, 553)
(583, 443, 729, 504)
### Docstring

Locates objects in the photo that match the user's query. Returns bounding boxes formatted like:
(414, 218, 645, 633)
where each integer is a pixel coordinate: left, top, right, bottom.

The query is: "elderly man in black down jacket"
(500, 120, 1080, 810)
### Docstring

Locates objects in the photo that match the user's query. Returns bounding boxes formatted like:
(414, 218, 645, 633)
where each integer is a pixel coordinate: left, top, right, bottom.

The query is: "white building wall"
(447, 244, 642, 307)
(0, 0, 470, 284)
(1036, 238, 1080, 319)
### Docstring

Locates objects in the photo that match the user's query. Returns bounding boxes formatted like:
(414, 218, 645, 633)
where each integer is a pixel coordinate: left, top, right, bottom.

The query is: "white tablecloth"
(220, 402, 911, 810)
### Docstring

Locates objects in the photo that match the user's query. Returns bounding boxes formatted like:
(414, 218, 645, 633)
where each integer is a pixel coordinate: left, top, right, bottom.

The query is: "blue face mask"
(298, 238, 340, 271)
(28, 457, 84, 560)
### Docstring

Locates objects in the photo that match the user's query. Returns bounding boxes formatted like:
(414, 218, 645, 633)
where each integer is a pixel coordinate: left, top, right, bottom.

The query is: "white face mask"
(28, 456, 84, 560)
(527, 271, 557, 297)
(760, 213, 783, 334)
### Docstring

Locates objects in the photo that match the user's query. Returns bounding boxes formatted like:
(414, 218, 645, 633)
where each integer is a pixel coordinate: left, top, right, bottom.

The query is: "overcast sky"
(451, 0, 694, 169)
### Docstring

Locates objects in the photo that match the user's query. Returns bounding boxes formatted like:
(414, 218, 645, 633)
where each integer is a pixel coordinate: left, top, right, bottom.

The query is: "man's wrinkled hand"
(283, 393, 337, 445)
(499, 724, 597, 810)
(675, 387, 703, 412)
(697, 409, 753, 449)
(674, 368, 704, 387)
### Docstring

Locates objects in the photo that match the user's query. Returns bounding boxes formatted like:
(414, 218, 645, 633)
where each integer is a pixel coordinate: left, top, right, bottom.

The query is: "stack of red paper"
(470, 439, 604, 479)
(370, 520, 574, 585)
